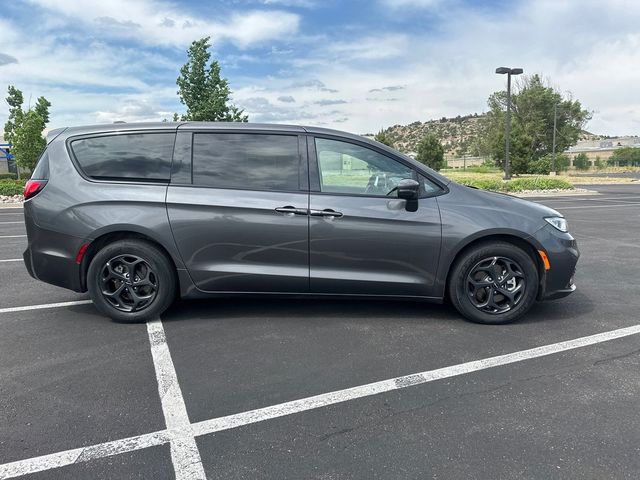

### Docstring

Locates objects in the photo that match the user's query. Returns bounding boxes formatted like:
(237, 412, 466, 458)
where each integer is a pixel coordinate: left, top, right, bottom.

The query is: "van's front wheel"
(449, 242, 538, 324)
(87, 240, 176, 323)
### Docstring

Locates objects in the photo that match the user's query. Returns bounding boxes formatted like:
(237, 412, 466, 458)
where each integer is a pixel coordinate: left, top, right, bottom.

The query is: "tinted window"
(31, 151, 50, 180)
(315, 138, 415, 196)
(193, 133, 299, 191)
(71, 133, 175, 181)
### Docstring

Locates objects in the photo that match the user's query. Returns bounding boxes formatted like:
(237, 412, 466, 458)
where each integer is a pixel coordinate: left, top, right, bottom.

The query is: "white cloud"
(379, 0, 444, 8)
(27, 0, 300, 48)
(232, 0, 640, 134)
(261, 0, 317, 7)
(3, 0, 640, 136)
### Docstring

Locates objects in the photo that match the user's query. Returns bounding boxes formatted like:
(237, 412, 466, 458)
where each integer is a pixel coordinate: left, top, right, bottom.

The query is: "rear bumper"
(533, 224, 579, 301)
(23, 209, 86, 292)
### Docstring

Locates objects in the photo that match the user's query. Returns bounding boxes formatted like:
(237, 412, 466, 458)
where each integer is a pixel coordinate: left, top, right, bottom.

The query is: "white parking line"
(0, 259, 21, 263)
(0, 300, 93, 314)
(0, 221, 23, 224)
(1, 322, 639, 479)
(0, 235, 26, 239)
(0, 431, 170, 479)
(146, 320, 206, 480)
(558, 203, 640, 210)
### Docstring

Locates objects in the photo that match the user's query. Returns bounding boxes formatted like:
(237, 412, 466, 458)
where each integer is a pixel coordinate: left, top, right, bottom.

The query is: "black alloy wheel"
(448, 241, 538, 325)
(100, 254, 158, 312)
(87, 239, 176, 323)
(466, 256, 525, 314)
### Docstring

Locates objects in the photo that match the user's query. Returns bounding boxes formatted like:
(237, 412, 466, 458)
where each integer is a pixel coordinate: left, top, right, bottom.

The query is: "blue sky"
(1, 0, 639, 134)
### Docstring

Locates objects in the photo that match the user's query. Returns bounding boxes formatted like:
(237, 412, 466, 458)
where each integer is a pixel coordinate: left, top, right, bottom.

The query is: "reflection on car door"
(167, 131, 310, 293)
(308, 137, 442, 297)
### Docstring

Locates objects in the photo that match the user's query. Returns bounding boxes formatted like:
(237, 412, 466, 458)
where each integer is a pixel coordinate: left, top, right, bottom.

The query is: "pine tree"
(175, 37, 248, 122)
(416, 134, 446, 171)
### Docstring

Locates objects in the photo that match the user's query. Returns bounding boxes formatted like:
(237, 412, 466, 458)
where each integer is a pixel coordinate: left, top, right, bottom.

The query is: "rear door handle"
(309, 208, 343, 218)
(275, 206, 308, 215)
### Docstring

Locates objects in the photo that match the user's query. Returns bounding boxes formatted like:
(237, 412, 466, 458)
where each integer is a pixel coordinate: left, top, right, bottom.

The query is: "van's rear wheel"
(448, 242, 538, 324)
(87, 240, 176, 323)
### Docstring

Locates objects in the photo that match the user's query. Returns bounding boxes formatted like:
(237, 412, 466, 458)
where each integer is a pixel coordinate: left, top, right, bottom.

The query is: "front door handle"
(275, 206, 308, 215)
(309, 208, 343, 218)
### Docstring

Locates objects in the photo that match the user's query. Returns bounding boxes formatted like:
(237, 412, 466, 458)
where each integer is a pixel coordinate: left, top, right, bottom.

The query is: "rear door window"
(192, 133, 300, 191)
(70, 132, 175, 182)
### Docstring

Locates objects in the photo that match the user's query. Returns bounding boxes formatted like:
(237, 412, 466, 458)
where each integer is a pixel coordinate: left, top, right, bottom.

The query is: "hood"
(449, 182, 562, 218)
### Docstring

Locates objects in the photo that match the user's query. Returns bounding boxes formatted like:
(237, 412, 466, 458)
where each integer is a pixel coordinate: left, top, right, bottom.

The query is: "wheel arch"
(79, 229, 180, 292)
(442, 232, 546, 301)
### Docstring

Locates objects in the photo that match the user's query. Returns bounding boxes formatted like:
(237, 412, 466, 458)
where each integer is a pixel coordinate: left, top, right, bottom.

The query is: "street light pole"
(495, 67, 523, 180)
(552, 102, 557, 174)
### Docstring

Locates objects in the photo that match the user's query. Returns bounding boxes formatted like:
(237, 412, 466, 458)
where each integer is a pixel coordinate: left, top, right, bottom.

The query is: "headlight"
(545, 216, 568, 232)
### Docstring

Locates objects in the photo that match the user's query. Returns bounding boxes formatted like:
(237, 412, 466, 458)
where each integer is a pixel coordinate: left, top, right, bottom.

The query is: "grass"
(0, 180, 26, 196)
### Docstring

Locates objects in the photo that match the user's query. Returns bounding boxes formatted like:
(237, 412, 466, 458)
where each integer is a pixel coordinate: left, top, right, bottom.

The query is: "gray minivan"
(23, 122, 579, 324)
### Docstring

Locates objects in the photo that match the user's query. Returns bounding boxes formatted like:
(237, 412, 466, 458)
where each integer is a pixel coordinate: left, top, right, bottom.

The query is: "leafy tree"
(12, 110, 46, 172)
(573, 152, 590, 170)
(374, 128, 394, 147)
(608, 146, 640, 167)
(3, 86, 51, 177)
(482, 74, 591, 174)
(416, 133, 445, 171)
(4, 86, 24, 145)
(175, 37, 247, 122)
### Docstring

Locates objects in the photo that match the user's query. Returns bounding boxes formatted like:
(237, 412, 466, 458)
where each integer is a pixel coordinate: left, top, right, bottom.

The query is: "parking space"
(1, 185, 640, 479)
(0, 307, 165, 465)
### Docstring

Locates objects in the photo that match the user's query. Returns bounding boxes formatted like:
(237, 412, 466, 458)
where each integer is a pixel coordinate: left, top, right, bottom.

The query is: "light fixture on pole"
(495, 67, 523, 180)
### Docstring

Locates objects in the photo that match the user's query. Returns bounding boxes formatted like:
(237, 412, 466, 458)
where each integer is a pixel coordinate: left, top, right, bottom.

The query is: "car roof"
(54, 121, 381, 137)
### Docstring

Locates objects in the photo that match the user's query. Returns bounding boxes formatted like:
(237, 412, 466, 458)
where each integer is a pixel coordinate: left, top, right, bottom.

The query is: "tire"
(87, 239, 176, 323)
(448, 241, 538, 325)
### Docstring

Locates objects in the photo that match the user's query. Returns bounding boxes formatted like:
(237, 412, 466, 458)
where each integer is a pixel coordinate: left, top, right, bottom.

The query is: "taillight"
(24, 180, 47, 200)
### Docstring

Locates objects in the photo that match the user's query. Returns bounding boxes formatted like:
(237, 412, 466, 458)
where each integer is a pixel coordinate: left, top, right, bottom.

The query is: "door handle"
(275, 206, 308, 215)
(309, 209, 343, 218)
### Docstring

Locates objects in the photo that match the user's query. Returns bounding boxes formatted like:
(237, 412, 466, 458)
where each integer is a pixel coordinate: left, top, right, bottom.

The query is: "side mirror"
(396, 178, 419, 212)
(397, 178, 420, 200)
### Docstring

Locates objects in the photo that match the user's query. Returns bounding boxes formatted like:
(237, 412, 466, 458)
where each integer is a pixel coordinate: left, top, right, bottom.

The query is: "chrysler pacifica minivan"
(23, 123, 578, 324)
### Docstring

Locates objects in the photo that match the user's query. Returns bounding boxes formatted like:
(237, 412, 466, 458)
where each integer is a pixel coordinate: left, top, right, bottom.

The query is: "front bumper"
(532, 224, 579, 301)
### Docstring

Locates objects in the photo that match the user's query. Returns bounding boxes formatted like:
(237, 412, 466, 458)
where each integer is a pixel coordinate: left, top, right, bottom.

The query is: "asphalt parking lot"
(1, 183, 639, 479)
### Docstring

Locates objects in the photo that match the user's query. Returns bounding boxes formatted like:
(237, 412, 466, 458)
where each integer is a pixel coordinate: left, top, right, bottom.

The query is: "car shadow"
(159, 293, 591, 327)
(160, 296, 463, 326)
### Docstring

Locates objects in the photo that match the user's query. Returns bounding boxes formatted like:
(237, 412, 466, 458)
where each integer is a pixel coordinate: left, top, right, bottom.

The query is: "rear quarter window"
(31, 151, 50, 180)
(70, 132, 175, 182)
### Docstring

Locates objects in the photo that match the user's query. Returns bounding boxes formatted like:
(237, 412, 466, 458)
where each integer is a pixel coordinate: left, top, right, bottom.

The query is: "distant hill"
(368, 115, 604, 159)
(369, 114, 486, 158)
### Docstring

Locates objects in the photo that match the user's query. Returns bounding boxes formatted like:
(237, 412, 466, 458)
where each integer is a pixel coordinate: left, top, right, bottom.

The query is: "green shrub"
(594, 156, 605, 169)
(456, 176, 573, 193)
(573, 153, 590, 170)
(505, 177, 573, 192)
(529, 157, 552, 175)
(0, 180, 26, 196)
(554, 154, 571, 173)
(0, 173, 18, 180)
